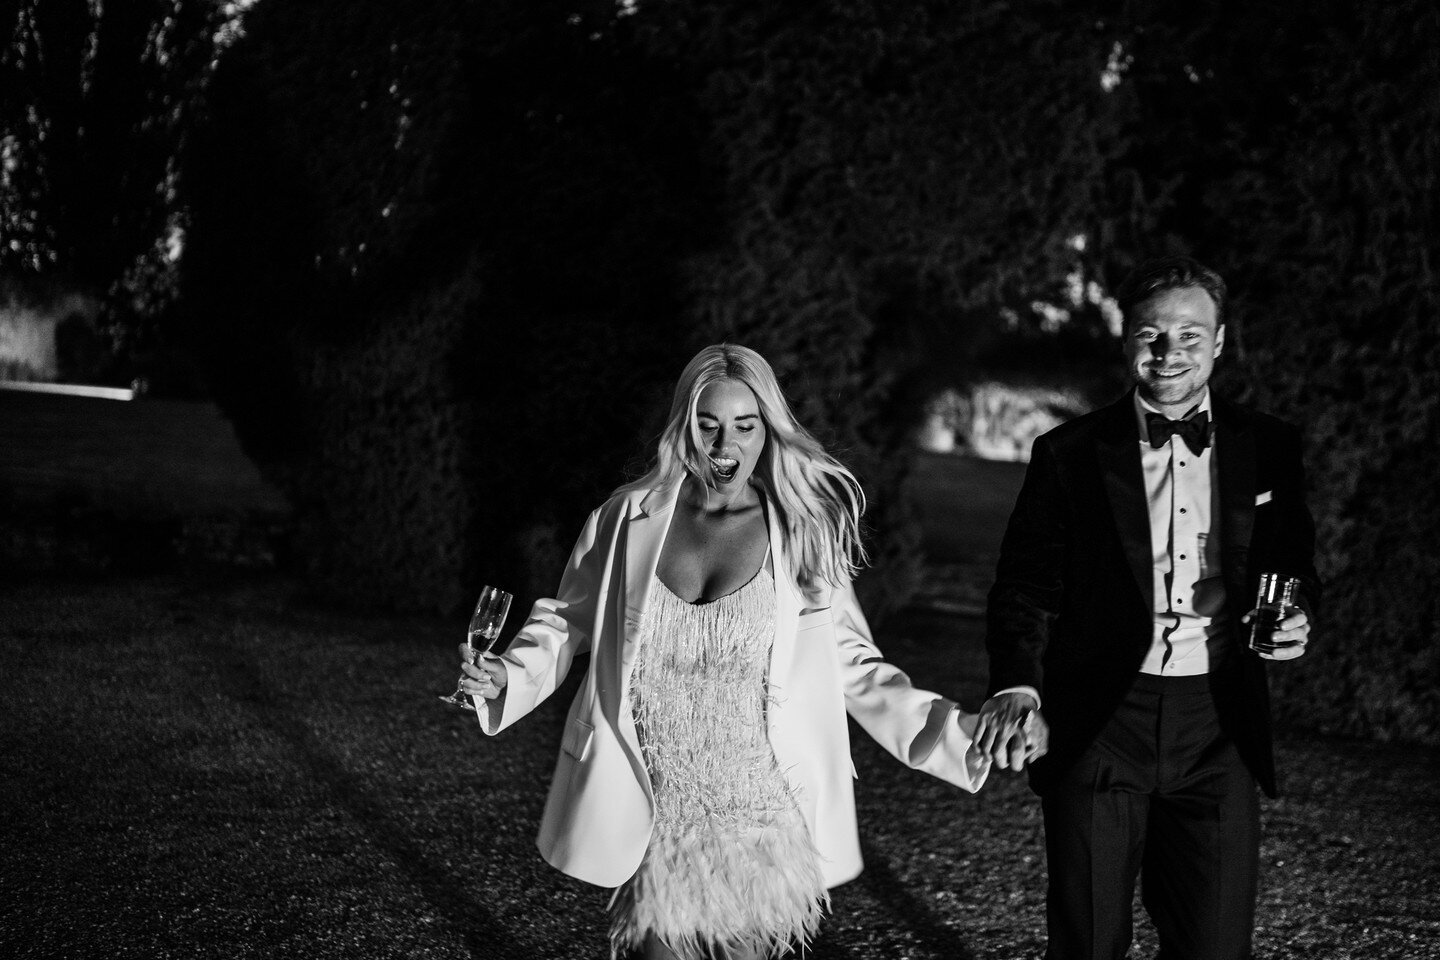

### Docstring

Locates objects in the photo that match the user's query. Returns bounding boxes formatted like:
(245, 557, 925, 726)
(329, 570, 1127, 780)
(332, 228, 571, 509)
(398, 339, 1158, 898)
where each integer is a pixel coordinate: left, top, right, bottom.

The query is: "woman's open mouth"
(709, 456, 740, 482)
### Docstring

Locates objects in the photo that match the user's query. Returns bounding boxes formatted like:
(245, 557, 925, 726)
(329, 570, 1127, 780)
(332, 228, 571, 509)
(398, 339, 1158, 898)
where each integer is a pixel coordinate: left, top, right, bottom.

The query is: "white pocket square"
(1255, 490, 1273, 506)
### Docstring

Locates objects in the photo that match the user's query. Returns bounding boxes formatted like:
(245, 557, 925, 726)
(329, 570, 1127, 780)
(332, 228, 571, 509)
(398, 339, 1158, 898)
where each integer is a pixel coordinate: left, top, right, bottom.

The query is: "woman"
(459, 344, 988, 959)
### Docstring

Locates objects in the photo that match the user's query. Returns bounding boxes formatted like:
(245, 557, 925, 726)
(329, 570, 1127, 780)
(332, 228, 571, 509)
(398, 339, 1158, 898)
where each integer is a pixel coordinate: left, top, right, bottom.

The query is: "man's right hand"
(974, 691, 1049, 771)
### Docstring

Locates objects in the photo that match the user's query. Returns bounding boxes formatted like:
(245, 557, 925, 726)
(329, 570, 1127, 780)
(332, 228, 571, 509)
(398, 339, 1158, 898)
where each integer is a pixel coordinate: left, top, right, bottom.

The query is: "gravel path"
(2, 575, 1436, 959)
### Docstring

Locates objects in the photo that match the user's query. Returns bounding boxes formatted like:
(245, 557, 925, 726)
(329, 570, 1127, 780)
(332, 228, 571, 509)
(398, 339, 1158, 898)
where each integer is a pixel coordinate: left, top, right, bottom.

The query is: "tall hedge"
(182, 0, 1437, 745)
(184, 0, 711, 612)
(1231, 3, 1440, 744)
(1093, 0, 1440, 744)
(184, 0, 1117, 617)
(634, 0, 1122, 614)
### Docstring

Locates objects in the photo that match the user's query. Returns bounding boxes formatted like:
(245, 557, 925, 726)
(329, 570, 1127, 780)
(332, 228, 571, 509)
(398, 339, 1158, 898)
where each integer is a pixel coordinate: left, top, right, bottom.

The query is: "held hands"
(973, 692, 1049, 772)
(1242, 607, 1313, 661)
(458, 644, 508, 701)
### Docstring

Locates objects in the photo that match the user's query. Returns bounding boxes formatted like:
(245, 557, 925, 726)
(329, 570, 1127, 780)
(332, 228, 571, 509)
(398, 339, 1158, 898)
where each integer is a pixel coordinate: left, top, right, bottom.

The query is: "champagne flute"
(437, 585, 514, 708)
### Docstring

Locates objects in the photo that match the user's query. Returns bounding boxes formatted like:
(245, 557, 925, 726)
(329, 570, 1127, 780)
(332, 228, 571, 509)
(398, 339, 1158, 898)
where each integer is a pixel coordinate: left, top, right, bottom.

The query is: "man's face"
(1123, 285, 1225, 418)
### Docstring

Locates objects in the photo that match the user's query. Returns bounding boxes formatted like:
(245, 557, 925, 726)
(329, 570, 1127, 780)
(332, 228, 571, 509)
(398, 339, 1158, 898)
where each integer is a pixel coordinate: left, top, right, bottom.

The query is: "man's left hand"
(1244, 608, 1313, 661)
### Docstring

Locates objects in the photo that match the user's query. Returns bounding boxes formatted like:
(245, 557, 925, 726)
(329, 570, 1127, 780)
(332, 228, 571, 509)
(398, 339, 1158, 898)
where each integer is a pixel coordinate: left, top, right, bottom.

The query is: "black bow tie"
(1146, 410, 1211, 455)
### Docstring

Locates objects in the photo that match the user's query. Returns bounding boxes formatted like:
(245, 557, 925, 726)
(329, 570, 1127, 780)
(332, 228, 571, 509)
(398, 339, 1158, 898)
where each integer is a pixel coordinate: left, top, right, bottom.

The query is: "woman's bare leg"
(640, 933, 684, 960)
(639, 933, 770, 960)
(716, 946, 766, 960)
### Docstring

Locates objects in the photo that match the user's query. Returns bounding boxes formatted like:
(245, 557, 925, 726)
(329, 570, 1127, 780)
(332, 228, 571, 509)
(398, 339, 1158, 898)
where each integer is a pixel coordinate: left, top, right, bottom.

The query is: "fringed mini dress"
(609, 564, 827, 960)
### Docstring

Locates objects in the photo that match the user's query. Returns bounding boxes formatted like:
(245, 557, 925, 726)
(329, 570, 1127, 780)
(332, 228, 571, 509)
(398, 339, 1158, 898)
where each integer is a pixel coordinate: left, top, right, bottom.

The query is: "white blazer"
(475, 483, 986, 889)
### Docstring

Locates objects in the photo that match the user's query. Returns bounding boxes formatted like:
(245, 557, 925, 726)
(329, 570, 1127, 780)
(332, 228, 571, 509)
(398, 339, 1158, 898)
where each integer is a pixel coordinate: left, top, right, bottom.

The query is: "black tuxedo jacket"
(985, 390, 1320, 798)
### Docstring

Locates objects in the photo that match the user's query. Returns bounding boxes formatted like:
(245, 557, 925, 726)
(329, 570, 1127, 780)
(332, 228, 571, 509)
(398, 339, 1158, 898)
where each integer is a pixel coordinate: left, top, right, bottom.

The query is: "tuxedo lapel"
(1097, 393, 1153, 609)
(1213, 398, 1257, 598)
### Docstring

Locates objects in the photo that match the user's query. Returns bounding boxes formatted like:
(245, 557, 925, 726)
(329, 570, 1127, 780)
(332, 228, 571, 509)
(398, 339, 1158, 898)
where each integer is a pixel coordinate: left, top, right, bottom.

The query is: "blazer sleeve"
(475, 506, 606, 735)
(985, 434, 1066, 696)
(832, 580, 989, 792)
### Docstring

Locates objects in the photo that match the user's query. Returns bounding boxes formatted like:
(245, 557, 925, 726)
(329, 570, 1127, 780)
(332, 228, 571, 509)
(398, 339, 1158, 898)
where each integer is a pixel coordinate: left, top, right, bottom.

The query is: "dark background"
(2, 1, 1435, 743)
(2, 4, 1439, 957)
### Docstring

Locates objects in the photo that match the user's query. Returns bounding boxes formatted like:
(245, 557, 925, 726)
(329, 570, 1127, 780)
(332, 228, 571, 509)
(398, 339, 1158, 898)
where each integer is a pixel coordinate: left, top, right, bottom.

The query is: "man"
(974, 256, 1320, 960)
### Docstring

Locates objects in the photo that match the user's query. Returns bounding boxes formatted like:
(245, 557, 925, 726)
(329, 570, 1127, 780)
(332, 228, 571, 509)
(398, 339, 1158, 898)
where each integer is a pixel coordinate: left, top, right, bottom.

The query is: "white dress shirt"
(1134, 390, 1228, 675)
(991, 390, 1231, 712)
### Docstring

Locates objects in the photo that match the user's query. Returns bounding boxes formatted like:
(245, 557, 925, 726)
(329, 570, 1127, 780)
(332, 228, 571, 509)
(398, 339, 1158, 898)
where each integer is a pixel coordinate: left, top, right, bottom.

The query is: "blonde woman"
(459, 344, 988, 959)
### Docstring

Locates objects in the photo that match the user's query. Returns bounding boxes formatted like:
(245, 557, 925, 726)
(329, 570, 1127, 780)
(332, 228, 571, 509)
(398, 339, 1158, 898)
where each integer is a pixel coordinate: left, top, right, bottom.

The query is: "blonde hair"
(618, 344, 868, 590)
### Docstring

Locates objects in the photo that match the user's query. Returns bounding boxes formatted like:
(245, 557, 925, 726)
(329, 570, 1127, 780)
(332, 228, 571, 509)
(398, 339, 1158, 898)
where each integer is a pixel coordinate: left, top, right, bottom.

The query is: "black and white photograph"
(2, 2, 1436, 958)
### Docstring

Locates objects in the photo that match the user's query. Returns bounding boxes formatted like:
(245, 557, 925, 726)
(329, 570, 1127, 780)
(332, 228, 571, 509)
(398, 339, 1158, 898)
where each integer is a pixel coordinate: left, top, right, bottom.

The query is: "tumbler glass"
(1248, 573, 1301, 654)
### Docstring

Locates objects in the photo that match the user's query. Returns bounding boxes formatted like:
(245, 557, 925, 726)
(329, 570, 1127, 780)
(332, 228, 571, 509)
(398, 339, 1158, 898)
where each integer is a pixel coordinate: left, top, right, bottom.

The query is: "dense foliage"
(633, 1, 1122, 612)
(0, 0, 228, 379)
(1242, 5, 1439, 745)
(184, 0, 1114, 617)
(1091, 0, 1440, 743)
(10, 0, 1431, 741)
(185, 0, 711, 611)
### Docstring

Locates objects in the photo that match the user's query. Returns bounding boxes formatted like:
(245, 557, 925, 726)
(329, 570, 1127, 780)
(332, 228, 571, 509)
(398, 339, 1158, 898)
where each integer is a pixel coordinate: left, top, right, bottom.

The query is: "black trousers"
(1042, 673, 1259, 960)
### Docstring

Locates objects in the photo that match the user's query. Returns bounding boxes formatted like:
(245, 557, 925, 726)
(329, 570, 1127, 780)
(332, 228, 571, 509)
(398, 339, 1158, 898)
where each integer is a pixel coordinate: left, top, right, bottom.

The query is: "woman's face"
(695, 379, 766, 490)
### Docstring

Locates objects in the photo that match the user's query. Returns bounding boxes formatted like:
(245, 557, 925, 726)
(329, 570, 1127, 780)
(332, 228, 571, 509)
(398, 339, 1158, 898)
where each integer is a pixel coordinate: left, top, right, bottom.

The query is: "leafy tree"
(0, 0, 227, 365)
(184, 0, 712, 611)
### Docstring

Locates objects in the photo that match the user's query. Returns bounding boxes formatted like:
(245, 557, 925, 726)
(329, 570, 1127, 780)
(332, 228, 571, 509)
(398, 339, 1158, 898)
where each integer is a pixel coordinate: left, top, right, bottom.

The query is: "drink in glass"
(1248, 573, 1300, 654)
(438, 585, 514, 708)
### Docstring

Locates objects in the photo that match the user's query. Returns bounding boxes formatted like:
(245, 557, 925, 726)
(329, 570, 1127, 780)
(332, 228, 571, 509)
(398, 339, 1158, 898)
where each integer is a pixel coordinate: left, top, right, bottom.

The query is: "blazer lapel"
(1097, 393, 1154, 609)
(619, 484, 679, 670)
(1213, 398, 1257, 599)
(765, 498, 802, 699)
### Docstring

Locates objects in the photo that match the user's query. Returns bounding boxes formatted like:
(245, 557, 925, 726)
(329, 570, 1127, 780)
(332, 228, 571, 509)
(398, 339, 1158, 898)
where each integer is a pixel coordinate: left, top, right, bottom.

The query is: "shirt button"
(1179, 507, 1188, 514)
(1179, 554, 1187, 560)
(1180, 461, 1187, 467)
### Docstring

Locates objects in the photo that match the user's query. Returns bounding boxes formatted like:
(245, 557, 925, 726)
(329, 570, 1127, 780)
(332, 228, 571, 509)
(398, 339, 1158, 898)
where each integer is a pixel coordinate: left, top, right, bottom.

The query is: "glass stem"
(456, 643, 476, 701)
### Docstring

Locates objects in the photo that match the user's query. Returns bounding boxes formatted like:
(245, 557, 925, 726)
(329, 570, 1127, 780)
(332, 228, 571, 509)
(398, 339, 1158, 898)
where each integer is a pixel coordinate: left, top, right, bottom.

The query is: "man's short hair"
(1116, 256, 1227, 331)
